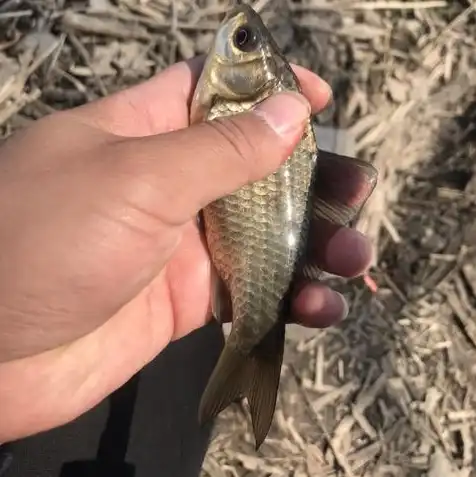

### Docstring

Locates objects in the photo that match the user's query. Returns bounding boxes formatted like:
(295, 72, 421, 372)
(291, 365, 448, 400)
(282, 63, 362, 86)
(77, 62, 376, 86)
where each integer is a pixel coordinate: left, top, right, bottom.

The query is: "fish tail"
(198, 320, 286, 450)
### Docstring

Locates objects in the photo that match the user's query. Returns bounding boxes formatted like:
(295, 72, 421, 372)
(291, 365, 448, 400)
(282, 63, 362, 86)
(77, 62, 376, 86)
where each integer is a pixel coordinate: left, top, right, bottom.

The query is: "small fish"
(190, 3, 378, 449)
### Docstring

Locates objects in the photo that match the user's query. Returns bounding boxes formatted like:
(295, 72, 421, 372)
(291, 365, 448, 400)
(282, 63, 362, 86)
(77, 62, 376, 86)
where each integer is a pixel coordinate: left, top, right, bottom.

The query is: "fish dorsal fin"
(300, 151, 378, 282)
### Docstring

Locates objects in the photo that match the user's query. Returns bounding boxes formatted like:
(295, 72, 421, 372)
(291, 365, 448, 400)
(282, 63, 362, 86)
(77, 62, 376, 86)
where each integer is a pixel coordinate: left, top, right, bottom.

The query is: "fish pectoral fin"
(198, 320, 286, 450)
(313, 151, 378, 226)
(211, 266, 232, 324)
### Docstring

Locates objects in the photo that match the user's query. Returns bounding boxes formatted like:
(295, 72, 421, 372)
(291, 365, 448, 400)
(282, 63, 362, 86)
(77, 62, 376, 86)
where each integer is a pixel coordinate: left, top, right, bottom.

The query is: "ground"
(0, 0, 475, 476)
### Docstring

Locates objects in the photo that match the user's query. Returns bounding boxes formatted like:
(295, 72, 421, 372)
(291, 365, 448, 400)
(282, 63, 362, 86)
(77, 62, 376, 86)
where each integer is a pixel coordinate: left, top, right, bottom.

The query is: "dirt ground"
(1, 0, 475, 476)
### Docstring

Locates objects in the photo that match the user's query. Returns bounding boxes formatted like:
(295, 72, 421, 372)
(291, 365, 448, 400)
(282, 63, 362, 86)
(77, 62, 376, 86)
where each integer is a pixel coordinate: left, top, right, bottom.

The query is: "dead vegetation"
(1, 0, 476, 476)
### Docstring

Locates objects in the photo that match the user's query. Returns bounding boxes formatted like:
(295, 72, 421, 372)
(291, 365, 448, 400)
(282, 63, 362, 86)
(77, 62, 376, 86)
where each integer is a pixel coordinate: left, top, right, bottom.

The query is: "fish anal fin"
(211, 265, 232, 324)
(198, 321, 286, 450)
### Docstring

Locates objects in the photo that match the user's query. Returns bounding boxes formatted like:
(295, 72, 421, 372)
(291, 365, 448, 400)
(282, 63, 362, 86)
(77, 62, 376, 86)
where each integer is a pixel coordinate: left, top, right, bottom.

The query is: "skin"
(0, 56, 373, 443)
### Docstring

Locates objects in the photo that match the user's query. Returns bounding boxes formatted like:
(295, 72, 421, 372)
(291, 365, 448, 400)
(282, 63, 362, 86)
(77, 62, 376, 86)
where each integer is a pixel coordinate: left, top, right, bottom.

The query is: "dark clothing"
(0, 321, 224, 477)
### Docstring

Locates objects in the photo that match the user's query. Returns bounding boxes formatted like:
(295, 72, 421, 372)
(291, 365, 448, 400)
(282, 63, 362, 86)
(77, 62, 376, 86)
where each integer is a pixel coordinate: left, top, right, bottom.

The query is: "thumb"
(119, 92, 311, 225)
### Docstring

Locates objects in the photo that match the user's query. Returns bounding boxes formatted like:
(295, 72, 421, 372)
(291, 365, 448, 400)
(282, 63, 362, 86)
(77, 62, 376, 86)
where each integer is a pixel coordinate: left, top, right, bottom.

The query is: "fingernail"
(253, 92, 311, 137)
(334, 291, 349, 321)
(319, 79, 334, 110)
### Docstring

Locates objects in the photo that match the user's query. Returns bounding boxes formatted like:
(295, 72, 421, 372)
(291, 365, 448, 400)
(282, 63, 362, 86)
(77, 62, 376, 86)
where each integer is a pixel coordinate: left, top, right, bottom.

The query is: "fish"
(189, 3, 378, 450)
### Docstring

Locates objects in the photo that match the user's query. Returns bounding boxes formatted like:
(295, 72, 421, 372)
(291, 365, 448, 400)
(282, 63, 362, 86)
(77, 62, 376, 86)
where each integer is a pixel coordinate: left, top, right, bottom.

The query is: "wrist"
(0, 347, 95, 443)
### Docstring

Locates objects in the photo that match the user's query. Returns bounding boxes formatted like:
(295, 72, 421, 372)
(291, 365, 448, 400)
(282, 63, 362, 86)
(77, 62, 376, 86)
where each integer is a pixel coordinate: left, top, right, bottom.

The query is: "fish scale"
(190, 3, 378, 450)
(202, 123, 316, 333)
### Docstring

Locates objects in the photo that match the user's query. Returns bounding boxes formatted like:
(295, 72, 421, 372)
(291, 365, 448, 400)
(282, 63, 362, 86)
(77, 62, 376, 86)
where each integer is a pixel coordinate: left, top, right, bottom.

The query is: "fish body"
(190, 4, 377, 449)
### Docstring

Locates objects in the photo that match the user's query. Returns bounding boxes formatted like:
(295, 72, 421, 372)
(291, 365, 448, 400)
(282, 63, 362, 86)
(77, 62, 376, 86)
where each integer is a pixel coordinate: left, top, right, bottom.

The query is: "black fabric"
(59, 372, 141, 477)
(2, 321, 224, 477)
(0, 444, 13, 476)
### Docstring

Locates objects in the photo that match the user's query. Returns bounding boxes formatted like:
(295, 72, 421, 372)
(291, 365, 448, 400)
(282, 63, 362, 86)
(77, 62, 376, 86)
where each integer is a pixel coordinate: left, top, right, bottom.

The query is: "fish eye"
(233, 25, 258, 52)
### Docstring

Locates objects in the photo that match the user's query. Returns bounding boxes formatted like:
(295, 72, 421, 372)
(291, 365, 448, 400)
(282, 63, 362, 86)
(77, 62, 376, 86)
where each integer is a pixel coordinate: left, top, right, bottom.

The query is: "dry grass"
(1, 0, 476, 475)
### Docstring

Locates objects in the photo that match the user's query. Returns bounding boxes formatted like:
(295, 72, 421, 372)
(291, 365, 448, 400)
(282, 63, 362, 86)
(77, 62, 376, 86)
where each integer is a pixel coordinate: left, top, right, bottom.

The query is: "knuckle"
(206, 116, 261, 175)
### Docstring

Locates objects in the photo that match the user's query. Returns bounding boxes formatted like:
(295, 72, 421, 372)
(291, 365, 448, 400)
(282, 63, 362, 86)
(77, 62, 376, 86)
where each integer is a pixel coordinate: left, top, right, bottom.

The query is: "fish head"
(190, 3, 298, 123)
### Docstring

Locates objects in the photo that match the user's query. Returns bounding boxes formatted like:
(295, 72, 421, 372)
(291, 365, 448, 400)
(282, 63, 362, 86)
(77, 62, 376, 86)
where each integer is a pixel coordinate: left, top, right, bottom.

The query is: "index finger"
(69, 56, 333, 138)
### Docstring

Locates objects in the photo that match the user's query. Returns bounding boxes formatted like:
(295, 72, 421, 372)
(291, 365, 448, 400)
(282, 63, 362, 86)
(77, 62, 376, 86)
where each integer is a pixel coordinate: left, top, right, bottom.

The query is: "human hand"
(0, 56, 373, 442)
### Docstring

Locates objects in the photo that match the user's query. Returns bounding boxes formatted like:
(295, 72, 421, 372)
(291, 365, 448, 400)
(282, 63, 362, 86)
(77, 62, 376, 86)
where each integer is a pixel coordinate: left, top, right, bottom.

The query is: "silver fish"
(190, 3, 377, 449)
